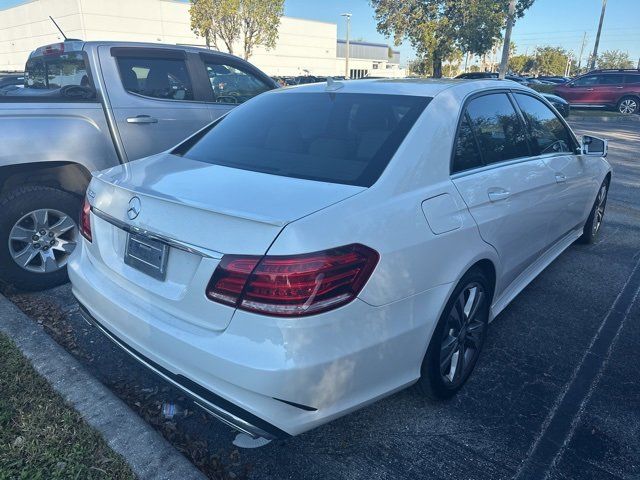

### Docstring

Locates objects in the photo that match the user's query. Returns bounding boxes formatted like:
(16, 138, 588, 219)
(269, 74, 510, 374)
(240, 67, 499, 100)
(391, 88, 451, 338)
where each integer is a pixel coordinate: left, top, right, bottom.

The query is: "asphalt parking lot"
(6, 116, 640, 480)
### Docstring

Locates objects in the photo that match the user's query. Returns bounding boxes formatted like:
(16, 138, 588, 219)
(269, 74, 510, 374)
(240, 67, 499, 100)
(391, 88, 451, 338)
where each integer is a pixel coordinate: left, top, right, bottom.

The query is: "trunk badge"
(127, 197, 141, 220)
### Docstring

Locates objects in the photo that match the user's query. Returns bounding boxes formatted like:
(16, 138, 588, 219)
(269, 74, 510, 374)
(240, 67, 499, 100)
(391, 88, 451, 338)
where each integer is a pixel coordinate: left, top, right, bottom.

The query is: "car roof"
(274, 77, 530, 98)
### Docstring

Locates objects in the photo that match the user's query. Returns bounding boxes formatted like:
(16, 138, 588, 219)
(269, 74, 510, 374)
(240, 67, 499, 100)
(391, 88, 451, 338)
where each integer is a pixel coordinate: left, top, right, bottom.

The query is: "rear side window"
(204, 61, 271, 104)
(624, 74, 640, 84)
(452, 113, 483, 173)
(116, 57, 193, 101)
(464, 93, 529, 165)
(177, 92, 430, 187)
(1, 51, 95, 100)
(598, 74, 624, 85)
(514, 93, 574, 155)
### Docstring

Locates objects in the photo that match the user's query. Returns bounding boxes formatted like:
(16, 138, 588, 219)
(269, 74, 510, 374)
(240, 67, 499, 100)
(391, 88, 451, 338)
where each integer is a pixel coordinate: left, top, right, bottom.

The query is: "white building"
(0, 0, 405, 77)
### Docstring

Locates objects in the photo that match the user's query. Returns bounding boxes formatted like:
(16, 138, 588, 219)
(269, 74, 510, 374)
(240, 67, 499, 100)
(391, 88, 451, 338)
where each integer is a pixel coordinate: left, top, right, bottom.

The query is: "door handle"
(487, 188, 510, 202)
(555, 173, 567, 183)
(126, 115, 158, 124)
(586, 88, 594, 91)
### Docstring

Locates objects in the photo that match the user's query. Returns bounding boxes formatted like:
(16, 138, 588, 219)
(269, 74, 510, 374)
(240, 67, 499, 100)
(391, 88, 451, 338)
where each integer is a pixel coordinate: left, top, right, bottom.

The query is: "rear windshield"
(178, 92, 430, 187)
(1, 51, 95, 100)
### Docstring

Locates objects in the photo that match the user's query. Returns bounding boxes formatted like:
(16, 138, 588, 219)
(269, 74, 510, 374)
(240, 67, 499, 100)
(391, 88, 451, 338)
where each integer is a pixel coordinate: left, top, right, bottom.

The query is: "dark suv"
(554, 69, 640, 114)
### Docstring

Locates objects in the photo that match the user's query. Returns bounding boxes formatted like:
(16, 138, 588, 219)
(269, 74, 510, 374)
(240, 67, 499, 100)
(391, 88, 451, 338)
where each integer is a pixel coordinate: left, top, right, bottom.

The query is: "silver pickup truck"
(0, 40, 277, 290)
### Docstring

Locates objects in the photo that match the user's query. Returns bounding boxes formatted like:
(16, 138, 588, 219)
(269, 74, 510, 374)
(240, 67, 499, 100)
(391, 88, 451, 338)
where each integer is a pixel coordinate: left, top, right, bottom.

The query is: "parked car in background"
(537, 75, 571, 84)
(0, 40, 276, 290)
(454, 73, 569, 116)
(71, 78, 610, 440)
(455, 72, 529, 83)
(0, 74, 25, 93)
(541, 93, 570, 117)
(554, 69, 640, 114)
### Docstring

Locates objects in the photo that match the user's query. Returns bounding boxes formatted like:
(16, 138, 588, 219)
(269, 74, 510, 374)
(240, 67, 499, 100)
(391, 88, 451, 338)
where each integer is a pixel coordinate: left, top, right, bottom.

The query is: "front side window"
(116, 57, 193, 101)
(514, 93, 574, 155)
(573, 75, 599, 87)
(205, 61, 271, 104)
(465, 93, 529, 165)
(177, 92, 430, 187)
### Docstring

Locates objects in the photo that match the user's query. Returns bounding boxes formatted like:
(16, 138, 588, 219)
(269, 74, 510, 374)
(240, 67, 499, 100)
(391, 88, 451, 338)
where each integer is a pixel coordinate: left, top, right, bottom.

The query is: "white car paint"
(69, 78, 611, 439)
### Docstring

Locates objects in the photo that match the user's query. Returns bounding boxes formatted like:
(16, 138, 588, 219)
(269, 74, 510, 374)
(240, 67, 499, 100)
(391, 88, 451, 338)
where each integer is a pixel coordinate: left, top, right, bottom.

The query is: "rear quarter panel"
(267, 88, 501, 308)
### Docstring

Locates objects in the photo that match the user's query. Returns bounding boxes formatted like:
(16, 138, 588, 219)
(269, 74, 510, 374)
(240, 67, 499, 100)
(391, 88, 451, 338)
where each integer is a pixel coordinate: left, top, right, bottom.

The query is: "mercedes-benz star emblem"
(127, 197, 141, 220)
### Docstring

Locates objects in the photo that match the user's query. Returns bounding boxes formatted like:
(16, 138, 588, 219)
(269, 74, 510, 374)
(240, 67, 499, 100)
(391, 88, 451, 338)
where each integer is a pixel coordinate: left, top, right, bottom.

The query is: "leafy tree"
(597, 50, 634, 69)
(189, 0, 284, 59)
(370, 0, 534, 78)
(508, 54, 531, 73)
(534, 46, 570, 75)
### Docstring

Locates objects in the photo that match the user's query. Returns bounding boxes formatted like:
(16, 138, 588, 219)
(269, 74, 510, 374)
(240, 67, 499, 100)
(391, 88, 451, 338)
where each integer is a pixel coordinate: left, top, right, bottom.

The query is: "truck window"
(0, 51, 95, 100)
(116, 57, 194, 101)
(204, 61, 271, 104)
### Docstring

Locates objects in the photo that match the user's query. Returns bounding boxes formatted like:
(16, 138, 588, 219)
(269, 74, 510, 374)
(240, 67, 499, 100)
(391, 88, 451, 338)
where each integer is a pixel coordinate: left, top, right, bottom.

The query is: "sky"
(1, 0, 638, 67)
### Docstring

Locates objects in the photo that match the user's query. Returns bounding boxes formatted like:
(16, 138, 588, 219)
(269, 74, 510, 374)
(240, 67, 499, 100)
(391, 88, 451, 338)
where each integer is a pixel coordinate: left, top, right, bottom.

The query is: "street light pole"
(589, 0, 607, 70)
(341, 13, 352, 79)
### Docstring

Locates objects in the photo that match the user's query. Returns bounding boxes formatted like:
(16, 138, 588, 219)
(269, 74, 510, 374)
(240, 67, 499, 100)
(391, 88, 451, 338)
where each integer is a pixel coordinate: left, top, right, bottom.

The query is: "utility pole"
(499, 0, 516, 79)
(576, 32, 587, 74)
(589, 0, 607, 70)
(564, 56, 572, 77)
(340, 13, 352, 79)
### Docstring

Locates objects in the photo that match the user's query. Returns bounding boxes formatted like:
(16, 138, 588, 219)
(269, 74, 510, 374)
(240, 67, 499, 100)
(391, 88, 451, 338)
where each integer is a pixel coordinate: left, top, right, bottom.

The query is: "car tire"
(415, 268, 490, 400)
(578, 179, 609, 245)
(0, 186, 81, 291)
(617, 96, 639, 115)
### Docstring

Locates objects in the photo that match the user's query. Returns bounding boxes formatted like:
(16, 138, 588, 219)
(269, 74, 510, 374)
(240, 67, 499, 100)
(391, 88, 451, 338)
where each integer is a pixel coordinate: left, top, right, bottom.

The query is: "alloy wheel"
(8, 208, 78, 273)
(618, 99, 637, 115)
(440, 282, 486, 387)
(593, 184, 608, 235)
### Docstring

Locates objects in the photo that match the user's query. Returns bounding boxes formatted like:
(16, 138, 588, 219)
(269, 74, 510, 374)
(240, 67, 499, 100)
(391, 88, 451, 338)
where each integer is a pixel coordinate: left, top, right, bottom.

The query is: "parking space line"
(513, 255, 640, 480)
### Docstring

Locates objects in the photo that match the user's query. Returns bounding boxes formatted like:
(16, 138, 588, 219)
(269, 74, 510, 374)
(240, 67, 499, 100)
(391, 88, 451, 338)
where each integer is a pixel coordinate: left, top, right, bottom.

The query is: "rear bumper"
(76, 301, 288, 440)
(69, 239, 452, 436)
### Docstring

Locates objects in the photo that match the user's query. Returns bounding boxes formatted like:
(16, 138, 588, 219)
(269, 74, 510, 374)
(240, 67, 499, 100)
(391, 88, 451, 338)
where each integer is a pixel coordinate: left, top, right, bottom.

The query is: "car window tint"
(573, 75, 599, 87)
(205, 62, 271, 104)
(1, 52, 96, 100)
(177, 92, 430, 187)
(116, 57, 193, 101)
(465, 93, 529, 165)
(452, 113, 483, 173)
(514, 93, 573, 155)
(624, 74, 640, 84)
(598, 74, 624, 85)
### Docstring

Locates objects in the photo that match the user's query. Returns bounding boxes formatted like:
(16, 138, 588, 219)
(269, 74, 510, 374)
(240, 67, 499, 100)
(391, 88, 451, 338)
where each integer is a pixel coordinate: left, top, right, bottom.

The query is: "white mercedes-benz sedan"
(69, 78, 611, 441)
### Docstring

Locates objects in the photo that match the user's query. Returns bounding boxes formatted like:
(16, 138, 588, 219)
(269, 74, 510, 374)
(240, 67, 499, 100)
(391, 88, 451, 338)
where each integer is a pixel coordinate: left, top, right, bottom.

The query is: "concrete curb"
(0, 293, 206, 480)
(569, 114, 640, 123)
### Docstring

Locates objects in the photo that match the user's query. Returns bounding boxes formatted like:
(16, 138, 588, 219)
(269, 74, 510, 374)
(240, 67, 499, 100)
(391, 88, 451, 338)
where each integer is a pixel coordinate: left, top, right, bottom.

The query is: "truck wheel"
(0, 186, 80, 291)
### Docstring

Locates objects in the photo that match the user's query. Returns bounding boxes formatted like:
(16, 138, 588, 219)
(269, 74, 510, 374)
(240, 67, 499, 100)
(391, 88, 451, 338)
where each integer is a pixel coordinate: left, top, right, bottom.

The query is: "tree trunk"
(432, 56, 443, 78)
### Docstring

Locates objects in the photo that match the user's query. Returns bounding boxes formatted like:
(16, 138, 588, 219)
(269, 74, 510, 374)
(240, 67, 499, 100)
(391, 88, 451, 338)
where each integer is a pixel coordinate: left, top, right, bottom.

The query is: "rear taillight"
(206, 244, 379, 317)
(80, 197, 92, 242)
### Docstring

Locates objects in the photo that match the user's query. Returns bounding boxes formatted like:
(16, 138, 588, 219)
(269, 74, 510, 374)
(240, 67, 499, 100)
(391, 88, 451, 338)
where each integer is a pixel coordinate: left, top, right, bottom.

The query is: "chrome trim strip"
(78, 306, 276, 440)
(91, 207, 223, 259)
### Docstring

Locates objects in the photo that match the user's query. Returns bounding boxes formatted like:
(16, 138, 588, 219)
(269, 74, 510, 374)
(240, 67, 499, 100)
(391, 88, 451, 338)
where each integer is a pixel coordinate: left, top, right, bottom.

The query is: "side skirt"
(489, 227, 583, 321)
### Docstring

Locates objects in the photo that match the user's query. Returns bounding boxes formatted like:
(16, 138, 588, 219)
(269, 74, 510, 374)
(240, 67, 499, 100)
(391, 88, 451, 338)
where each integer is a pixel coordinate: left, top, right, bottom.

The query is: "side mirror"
(582, 135, 608, 157)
